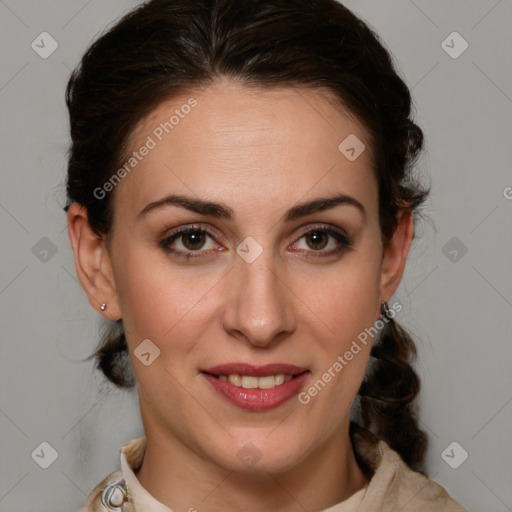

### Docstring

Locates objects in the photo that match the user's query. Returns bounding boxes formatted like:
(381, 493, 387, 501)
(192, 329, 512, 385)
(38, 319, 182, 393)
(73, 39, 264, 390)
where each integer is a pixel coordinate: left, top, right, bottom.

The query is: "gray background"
(1, 1, 511, 511)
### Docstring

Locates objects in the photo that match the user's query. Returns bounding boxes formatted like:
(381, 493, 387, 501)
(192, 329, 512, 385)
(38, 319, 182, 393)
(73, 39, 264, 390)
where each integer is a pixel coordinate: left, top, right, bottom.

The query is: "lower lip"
(202, 372, 310, 411)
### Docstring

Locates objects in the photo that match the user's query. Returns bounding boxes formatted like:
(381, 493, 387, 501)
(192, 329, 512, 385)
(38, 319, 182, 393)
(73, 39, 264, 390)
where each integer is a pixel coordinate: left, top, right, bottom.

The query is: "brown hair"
(64, 0, 429, 471)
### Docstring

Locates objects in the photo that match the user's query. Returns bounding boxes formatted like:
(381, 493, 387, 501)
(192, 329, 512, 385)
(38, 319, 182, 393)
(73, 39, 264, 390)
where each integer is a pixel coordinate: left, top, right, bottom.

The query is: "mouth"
(201, 363, 310, 410)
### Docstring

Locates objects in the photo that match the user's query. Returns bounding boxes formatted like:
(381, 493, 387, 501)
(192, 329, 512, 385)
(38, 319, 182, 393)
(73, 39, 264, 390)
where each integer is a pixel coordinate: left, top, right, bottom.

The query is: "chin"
(211, 433, 312, 475)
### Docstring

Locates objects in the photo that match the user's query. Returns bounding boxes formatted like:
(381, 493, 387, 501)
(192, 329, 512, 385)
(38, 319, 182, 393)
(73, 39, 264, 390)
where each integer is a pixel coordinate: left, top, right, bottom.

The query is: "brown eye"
(290, 226, 353, 257)
(181, 231, 207, 250)
(305, 231, 329, 250)
(159, 226, 220, 259)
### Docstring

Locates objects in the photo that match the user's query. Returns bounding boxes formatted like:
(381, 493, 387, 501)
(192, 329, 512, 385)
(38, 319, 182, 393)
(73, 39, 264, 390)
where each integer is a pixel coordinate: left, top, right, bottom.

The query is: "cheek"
(110, 242, 202, 357)
(111, 249, 209, 410)
(307, 273, 376, 390)
(296, 274, 378, 441)
(294, 241, 382, 409)
(297, 246, 382, 347)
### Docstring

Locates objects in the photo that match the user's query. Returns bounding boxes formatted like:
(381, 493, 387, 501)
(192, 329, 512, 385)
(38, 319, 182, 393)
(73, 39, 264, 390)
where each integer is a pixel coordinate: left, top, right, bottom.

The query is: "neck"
(136, 412, 366, 512)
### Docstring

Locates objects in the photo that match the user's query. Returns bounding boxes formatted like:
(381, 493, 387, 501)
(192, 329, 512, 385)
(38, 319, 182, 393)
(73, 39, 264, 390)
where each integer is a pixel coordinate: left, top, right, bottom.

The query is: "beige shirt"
(79, 424, 467, 511)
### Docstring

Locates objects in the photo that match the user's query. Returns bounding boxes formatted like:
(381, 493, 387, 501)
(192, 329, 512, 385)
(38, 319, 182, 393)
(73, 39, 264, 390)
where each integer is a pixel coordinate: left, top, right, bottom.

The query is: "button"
(101, 480, 128, 510)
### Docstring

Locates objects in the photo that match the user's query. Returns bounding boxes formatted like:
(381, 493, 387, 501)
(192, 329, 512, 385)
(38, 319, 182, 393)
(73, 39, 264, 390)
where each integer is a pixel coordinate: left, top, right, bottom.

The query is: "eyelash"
(159, 223, 353, 260)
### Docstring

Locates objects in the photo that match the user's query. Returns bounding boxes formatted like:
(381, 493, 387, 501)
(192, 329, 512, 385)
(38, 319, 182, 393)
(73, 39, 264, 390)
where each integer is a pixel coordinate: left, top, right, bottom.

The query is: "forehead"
(115, 79, 377, 221)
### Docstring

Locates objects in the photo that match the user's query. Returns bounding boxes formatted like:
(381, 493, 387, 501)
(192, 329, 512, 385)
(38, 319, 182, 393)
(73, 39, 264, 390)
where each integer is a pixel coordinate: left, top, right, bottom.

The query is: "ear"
(378, 207, 415, 302)
(66, 202, 121, 320)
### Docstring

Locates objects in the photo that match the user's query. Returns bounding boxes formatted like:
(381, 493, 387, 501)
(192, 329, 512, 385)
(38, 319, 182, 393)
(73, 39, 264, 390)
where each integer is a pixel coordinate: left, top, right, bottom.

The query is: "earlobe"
(66, 202, 121, 320)
(378, 208, 414, 302)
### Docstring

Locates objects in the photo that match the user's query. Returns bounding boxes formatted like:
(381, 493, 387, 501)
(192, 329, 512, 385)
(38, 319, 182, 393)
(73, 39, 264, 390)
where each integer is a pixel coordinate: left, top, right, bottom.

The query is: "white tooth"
(241, 376, 258, 389)
(225, 374, 293, 388)
(258, 375, 276, 389)
(228, 374, 242, 387)
(275, 374, 285, 386)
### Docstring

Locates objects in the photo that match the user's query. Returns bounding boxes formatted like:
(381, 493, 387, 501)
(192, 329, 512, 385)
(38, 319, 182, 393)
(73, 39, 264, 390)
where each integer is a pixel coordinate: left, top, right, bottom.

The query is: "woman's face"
(94, 78, 408, 473)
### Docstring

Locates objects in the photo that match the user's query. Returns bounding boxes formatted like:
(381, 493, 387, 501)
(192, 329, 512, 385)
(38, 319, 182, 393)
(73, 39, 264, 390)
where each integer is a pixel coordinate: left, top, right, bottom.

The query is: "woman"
(65, 0, 467, 510)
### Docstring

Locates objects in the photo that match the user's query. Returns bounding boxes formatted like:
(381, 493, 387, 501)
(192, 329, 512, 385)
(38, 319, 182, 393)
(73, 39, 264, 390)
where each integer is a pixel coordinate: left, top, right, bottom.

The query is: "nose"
(222, 252, 297, 348)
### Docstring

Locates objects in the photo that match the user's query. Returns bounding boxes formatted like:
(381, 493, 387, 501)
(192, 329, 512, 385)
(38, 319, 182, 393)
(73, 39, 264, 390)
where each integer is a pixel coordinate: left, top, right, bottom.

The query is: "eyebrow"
(137, 193, 366, 222)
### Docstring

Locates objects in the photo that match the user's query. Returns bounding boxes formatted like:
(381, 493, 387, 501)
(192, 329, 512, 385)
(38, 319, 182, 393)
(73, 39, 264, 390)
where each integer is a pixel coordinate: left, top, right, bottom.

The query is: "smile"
(201, 363, 310, 410)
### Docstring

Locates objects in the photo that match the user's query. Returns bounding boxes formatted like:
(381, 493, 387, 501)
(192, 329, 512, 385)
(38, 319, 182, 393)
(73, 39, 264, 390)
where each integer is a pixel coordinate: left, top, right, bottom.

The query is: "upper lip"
(202, 363, 309, 377)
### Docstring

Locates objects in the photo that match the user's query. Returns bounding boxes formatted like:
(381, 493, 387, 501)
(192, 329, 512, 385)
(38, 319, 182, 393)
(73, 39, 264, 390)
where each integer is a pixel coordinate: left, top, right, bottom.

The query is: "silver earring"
(100, 303, 107, 311)
(380, 301, 389, 319)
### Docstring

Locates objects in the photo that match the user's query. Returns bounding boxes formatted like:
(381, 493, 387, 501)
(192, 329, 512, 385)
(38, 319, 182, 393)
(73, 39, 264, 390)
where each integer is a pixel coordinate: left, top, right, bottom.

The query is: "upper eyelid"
(293, 223, 349, 239)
